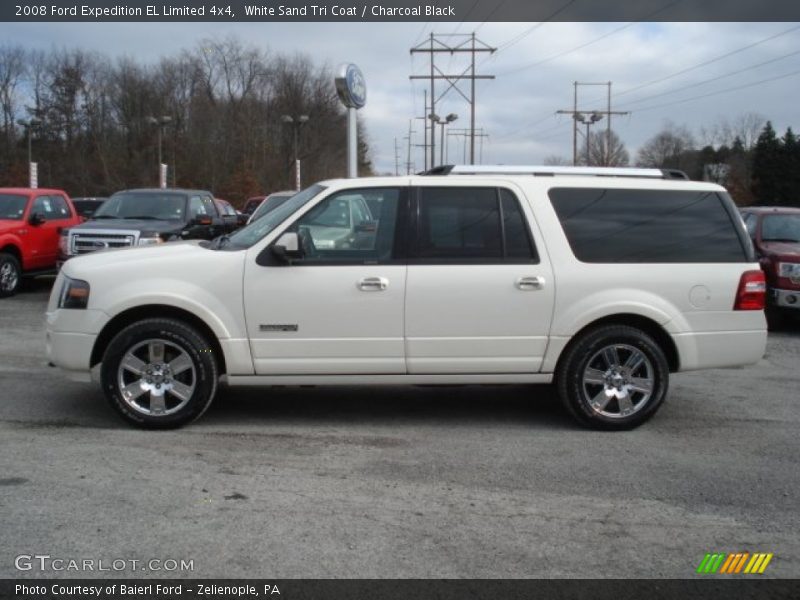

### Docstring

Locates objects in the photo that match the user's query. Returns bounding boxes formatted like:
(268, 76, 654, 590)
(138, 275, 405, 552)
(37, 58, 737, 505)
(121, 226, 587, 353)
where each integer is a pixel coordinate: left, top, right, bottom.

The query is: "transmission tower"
(410, 33, 496, 169)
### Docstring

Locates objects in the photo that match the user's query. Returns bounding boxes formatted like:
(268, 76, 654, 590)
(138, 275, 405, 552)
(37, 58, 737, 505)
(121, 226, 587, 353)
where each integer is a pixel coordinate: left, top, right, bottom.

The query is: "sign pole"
(335, 63, 367, 179)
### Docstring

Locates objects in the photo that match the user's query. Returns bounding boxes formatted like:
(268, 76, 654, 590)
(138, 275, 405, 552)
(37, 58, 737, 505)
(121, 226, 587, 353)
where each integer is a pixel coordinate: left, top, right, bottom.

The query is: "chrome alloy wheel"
(581, 344, 654, 419)
(116, 339, 196, 416)
(0, 261, 18, 293)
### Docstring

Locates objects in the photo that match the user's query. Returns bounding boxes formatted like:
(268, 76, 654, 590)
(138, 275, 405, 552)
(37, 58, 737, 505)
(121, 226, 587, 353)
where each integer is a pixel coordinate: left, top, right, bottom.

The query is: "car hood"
(760, 241, 800, 260)
(62, 239, 211, 273)
(70, 218, 185, 234)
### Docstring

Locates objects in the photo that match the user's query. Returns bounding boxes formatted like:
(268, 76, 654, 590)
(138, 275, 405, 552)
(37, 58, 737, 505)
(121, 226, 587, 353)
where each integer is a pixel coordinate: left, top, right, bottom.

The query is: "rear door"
(404, 184, 555, 374)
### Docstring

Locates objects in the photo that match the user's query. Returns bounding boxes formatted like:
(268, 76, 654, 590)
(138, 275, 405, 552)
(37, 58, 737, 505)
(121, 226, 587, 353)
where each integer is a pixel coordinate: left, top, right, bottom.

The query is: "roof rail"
(421, 165, 689, 180)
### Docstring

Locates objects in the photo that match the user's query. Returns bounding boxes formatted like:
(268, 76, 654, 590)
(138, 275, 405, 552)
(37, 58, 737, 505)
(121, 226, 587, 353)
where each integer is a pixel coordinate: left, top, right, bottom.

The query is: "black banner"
(2, 580, 800, 600)
(3, 0, 800, 22)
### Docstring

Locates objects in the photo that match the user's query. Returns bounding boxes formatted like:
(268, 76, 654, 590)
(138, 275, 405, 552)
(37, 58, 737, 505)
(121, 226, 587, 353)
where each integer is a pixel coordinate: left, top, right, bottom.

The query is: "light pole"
(574, 111, 603, 166)
(146, 115, 172, 186)
(17, 119, 39, 188)
(281, 114, 310, 190)
(429, 113, 458, 167)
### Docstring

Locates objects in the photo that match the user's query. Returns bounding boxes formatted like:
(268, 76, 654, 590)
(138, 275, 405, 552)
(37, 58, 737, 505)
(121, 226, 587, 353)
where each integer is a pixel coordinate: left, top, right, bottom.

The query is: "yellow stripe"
(750, 554, 766, 573)
(757, 553, 773, 574)
(719, 554, 735, 573)
(734, 553, 749, 573)
(744, 554, 760, 574)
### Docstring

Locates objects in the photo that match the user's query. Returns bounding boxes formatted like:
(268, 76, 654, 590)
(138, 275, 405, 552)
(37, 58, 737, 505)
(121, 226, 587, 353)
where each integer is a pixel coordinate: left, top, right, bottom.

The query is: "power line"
(496, 0, 683, 77)
(616, 47, 800, 109)
(630, 67, 800, 113)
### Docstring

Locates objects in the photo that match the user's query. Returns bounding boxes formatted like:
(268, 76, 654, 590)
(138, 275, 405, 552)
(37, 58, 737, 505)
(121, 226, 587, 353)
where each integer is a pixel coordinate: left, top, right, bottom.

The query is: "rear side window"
(415, 187, 538, 263)
(549, 188, 748, 263)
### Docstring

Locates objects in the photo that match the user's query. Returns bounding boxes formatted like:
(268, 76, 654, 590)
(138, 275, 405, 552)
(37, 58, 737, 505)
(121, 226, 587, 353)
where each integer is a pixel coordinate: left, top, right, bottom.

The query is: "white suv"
(45, 166, 767, 429)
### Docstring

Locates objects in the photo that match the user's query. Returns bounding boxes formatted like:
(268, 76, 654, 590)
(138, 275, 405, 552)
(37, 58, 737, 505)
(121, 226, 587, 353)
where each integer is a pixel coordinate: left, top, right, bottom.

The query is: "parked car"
(214, 198, 246, 231)
(243, 196, 265, 215)
(740, 206, 800, 323)
(71, 197, 108, 220)
(47, 166, 766, 430)
(246, 191, 296, 224)
(60, 188, 226, 263)
(0, 187, 82, 297)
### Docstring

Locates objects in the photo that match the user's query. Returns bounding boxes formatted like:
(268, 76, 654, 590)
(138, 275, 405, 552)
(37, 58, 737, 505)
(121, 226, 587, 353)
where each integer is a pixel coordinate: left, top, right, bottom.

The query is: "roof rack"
(421, 165, 689, 180)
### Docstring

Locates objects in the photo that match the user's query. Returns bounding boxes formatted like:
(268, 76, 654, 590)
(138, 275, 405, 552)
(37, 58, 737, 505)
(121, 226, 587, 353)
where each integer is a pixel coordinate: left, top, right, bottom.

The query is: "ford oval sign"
(335, 63, 367, 109)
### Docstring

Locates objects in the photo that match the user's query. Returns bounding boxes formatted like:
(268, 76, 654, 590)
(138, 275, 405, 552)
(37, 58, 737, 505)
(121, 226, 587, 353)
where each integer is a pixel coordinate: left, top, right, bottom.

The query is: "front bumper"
(770, 287, 800, 309)
(45, 308, 108, 382)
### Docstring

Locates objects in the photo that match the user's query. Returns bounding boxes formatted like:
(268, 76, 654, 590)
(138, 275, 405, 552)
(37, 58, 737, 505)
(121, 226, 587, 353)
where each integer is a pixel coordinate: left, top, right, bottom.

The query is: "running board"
(222, 373, 553, 386)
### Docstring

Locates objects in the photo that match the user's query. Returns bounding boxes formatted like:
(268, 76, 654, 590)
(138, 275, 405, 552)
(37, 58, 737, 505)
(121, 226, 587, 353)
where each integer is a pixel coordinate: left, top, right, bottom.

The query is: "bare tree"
(636, 121, 696, 169)
(580, 130, 629, 167)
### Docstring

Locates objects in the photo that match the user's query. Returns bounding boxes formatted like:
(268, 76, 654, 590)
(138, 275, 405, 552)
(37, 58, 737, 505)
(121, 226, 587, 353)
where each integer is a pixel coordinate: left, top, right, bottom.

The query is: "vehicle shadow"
(201, 383, 573, 430)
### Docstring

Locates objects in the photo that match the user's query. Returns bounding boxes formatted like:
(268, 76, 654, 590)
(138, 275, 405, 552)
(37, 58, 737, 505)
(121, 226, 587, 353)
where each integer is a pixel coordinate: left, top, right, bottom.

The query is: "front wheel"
(0, 253, 21, 298)
(101, 318, 219, 429)
(556, 325, 669, 430)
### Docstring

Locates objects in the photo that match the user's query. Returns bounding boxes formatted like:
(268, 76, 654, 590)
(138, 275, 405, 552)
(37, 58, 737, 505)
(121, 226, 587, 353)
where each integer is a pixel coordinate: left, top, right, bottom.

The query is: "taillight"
(734, 270, 766, 310)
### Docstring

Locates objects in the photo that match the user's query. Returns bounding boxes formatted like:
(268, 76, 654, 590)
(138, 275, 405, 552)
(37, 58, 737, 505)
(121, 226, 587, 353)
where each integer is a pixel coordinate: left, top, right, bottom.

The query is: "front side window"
(414, 187, 538, 263)
(549, 187, 748, 263)
(286, 188, 401, 263)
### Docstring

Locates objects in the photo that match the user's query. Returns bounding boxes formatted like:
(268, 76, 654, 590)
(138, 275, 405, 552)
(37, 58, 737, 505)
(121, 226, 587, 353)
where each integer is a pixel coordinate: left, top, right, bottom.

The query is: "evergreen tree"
(751, 122, 782, 204)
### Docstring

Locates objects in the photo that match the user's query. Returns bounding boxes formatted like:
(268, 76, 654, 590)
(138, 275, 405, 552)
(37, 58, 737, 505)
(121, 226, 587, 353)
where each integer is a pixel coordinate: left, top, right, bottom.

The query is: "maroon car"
(740, 206, 800, 323)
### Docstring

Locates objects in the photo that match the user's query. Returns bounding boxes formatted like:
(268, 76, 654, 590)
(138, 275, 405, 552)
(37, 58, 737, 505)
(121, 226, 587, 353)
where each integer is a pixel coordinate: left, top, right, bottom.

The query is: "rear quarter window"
(548, 187, 749, 263)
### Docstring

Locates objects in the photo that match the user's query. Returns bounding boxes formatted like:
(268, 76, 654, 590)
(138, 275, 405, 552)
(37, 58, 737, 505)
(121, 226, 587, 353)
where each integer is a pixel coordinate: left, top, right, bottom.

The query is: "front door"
(244, 186, 408, 375)
(404, 185, 555, 374)
(25, 193, 75, 269)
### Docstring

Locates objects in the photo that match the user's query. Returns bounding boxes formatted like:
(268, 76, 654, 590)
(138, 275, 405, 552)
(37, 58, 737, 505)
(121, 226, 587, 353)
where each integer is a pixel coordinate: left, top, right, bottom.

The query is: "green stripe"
(710, 554, 727, 573)
(697, 554, 712, 573)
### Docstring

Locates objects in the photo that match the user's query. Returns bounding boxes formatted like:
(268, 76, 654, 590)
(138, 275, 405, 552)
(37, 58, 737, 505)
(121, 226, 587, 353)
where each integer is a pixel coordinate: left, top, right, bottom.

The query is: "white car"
(46, 166, 767, 429)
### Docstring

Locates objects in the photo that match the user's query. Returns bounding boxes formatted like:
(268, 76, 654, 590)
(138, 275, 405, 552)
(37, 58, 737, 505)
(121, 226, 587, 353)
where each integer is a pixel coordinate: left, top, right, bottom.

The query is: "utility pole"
(394, 137, 400, 176)
(410, 32, 495, 167)
(557, 81, 628, 166)
(404, 119, 415, 175)
(447, 128, 489, 163)
(414, 89, 429, 171)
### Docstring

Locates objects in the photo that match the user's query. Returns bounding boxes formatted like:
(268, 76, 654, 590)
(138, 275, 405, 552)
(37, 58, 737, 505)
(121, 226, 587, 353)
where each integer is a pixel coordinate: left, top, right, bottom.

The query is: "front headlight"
(57, 276, 90, 309)
(138, 235, 163, 247)
(778, 262, 800, 278)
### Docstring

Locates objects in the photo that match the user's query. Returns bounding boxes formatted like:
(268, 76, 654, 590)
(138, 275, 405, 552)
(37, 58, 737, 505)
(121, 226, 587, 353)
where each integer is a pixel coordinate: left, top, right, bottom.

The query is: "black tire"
(556, 325, 669, 430)
(0, 252, 21, 298)
(101, 318, 218, 429)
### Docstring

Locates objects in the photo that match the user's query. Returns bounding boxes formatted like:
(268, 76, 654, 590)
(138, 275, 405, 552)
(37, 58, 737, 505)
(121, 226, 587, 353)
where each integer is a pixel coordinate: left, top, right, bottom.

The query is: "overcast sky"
(2, 21, 799, 174)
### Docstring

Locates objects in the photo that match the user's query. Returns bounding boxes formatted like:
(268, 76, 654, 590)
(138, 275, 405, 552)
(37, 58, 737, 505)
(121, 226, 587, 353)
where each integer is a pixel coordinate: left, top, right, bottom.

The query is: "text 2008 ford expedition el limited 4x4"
(46, 166, 767, 430)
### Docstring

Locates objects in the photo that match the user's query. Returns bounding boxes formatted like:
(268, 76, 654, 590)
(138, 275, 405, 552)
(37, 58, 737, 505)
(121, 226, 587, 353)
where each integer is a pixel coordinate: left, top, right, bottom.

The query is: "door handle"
(516, 276, 545, 291)
(357, 277, 389, 291)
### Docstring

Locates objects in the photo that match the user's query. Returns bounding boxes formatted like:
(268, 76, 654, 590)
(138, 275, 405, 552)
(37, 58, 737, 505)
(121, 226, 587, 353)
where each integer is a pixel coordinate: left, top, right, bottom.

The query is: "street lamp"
(574, 111, 603, 166)
(146, 115, 172, 186)
(429, 113, 458, 166)
(281, 114, 310, 190)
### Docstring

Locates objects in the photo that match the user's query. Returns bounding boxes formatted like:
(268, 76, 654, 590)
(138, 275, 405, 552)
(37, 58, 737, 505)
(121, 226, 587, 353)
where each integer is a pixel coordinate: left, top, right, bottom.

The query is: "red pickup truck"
(740, 206, 800, 325)
(0, 187, 82, 298)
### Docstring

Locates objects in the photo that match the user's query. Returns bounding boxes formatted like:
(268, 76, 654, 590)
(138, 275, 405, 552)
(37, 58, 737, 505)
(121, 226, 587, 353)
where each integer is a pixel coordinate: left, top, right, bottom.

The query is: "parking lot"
(1, 277, 798, 579)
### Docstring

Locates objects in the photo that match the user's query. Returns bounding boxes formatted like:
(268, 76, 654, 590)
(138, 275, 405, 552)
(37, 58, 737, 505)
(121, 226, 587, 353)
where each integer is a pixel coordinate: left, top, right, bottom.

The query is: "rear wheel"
(0, 253, 21, 298)
(101, 318, 218, 428)
(556, 325, 669, 430)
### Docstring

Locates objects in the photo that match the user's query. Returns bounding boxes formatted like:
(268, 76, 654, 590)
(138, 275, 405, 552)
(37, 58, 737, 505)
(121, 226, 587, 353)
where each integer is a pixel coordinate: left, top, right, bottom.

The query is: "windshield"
(226, 184, 326, 248)
(94, 192, 187, 220)
(250, 193, 294, 222)
(0, 194, 28, 220)
(762, 214, 800, 243)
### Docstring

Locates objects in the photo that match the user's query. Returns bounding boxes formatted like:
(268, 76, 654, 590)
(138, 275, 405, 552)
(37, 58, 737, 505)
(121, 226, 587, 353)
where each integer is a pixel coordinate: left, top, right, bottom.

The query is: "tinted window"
(549, 188, 747, 263)
(31, 195, 71, 220)
(95, 192, 186, 220)
(48, 195, 72, 219)
(287, 188, 399, 264)
(416, 187, 537, 262)
(762, 214, 800, 242)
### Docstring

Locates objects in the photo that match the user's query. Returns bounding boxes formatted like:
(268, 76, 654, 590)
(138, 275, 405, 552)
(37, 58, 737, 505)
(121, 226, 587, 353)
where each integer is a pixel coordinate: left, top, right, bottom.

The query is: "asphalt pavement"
(1, 277, 798, 578)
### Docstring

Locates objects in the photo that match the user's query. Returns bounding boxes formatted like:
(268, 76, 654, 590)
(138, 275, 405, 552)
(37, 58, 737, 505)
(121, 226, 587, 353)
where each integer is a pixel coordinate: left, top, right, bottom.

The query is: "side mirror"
(271, 232, 302, 262)
(29, 212, 45, 226)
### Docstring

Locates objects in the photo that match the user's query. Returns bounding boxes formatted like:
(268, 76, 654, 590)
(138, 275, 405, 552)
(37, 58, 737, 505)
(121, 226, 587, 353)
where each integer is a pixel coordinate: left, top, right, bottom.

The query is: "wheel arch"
(0, 243, 23, 266)
(553, 313, 679, 375)
(90, 304, 227, 375)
